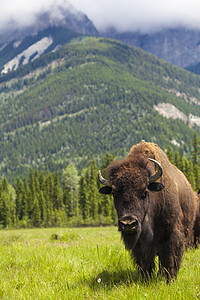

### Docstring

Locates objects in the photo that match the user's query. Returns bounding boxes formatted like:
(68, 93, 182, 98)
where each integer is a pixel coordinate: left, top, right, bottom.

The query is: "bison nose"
(118, 215, 138, 232)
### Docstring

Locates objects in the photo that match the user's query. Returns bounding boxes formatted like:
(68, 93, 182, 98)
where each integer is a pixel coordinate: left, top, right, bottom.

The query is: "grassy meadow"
(0, 227, 199, 299)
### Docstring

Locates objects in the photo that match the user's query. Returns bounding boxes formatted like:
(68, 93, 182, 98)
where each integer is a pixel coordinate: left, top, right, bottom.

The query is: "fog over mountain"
(0, 0, 73, 30)
(0, 0, 98, 43)
(1, 0, 200, 69)
(1, 0, 200, 34)
(72, 0, 200, 33)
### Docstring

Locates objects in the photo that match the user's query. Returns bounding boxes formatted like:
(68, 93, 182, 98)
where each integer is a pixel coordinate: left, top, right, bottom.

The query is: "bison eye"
(112, 186, 121, 196)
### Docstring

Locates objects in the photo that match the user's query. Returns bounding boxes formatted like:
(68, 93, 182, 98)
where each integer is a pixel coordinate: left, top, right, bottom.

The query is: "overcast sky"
(1, 0, 200, 33)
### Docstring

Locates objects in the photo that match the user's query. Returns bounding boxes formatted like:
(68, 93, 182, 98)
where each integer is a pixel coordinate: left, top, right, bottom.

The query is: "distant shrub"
(50, 230, 81, 242)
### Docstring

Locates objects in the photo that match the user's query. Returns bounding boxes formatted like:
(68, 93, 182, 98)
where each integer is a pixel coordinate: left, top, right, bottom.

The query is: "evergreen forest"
(0, 134, 200, 229)
(1, 37, 200, 182)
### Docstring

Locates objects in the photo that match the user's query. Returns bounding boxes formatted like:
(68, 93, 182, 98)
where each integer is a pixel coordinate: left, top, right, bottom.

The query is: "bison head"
(98, 156, 164, 246)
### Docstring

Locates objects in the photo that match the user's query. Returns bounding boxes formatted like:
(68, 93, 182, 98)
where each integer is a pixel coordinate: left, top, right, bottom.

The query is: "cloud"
(1, 0, 200, 33)
(0, 0, 72, 29)
(72, 0, 200, 33)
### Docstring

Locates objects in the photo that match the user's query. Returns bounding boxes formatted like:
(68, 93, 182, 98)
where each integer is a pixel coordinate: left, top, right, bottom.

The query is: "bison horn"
(98, 170, 112, 187)
(148, 158, 163, 183)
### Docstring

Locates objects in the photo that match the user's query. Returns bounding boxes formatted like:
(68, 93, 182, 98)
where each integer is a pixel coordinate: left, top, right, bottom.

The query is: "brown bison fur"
(194, 192, 200, 248)
(100, 141, 198, 281)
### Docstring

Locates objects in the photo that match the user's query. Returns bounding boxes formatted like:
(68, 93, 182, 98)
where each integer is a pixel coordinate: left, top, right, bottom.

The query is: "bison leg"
(137, 258, 155, 281)
(132, 244, 156, 280)
(158, 229, 185, 281)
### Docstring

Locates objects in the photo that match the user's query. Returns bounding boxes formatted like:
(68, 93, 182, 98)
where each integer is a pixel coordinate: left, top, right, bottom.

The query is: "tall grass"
(0, 227, 199, 299)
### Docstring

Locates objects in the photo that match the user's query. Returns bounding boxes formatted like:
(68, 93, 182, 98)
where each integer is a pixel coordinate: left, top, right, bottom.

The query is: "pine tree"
(28, 169, 36, 218)
(0, 178, 13, 228)
(8, 184, 16, 227)
(100, 153, 115, 177)
(88, 160, 99, 223)
(44, 171, 54, 226)
(34, 169, 40, 194)
(174, 151, 180, 169)
(23, 178, 31, 223)
(39, 170, 45, 191)
(32, 197, 41, 227)
(79, 175, 89, 221)
(53, 173, 63, 210)
(166, 146, 174, 164)
(194, 164, 200, 191)
(1, 177, 9, 193)
(179, 155, 187, 175)
(38, 190, 47, 225)
(185, 161, 196, 190)
(15, 178, 24, 221)
(0, 191, 11, 227)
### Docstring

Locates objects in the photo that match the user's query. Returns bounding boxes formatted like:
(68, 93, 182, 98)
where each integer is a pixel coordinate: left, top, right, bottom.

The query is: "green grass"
(0, 227, 199, 299)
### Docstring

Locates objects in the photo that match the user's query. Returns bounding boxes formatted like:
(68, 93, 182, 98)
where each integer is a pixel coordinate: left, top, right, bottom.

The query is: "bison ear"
(99, 186, 112, 194)
(148, 182, 165, 192)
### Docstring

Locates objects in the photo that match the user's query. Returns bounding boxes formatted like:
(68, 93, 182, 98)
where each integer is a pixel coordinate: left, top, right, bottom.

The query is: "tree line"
(0, 153, 117, 228)
(0, 134, 200, 229)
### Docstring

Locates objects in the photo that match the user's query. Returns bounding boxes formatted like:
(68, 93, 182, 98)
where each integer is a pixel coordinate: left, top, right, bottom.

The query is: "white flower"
(97, 278, 101, 283)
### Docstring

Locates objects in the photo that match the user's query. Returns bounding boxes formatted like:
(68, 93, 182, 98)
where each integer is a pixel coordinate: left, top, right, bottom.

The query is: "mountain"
(1, 36, 200, 181)
(103, 27, 200, 70)
(186, 61, 200, 74)
(0, 26, 82, 74)
(0, 3, 99, 74)
(0, 5, 98, 44)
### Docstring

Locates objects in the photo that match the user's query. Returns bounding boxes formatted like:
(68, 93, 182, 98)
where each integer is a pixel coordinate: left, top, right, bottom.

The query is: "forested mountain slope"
(0, 26, 81, 74)
(1, 36, 200, 181)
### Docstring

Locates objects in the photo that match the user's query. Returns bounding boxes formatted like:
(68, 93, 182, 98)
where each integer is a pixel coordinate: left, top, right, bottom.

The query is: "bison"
(98, 141, 198, 281)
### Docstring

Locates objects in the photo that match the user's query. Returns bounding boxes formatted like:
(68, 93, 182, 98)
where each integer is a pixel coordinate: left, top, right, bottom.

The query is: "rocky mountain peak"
(103, 26, 200, 69)
(0, 4, 98, 45)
